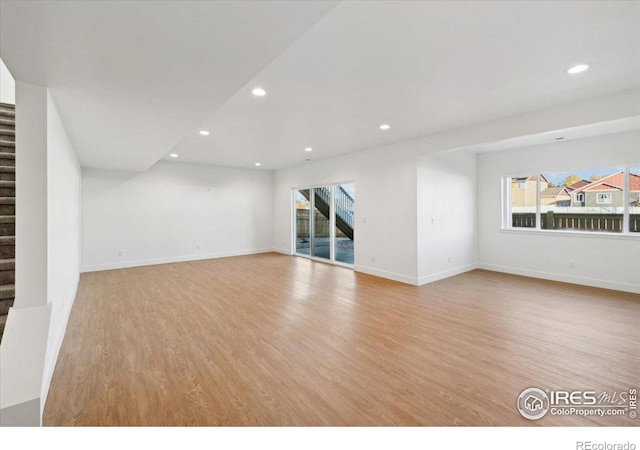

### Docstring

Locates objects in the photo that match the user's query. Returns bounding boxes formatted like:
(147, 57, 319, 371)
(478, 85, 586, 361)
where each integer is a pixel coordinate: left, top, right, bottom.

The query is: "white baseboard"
(353, 265, 419, 286)
(81, 248, 276, 273)
(417, 263, 479, 286)
(479, 263, 640, 294)
(272, 248, 292, 256)
(40, 275, 79, 416)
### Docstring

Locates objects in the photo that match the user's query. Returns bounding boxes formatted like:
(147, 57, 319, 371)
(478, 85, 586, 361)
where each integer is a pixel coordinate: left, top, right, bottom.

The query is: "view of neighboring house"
(511, 175, 548, 210)
(513, 172, 640, 210)
(628, 172, 640, 208)
(566, 179, 591, 190)
(568, 171, 640, 208)
(511, 172, 640, 233)
(540, 186, 571, 207)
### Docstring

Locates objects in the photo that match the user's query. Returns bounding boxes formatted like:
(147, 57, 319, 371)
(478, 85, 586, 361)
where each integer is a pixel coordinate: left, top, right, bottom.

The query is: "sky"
(543, 167, 624, 186)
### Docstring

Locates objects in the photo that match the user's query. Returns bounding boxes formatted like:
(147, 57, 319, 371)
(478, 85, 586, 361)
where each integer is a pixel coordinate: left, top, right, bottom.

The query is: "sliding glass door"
(334, 183, 354, 265)
(294, 183, 354, 267)
(295, 189, 311, 255)
(312, 186, 331, 260)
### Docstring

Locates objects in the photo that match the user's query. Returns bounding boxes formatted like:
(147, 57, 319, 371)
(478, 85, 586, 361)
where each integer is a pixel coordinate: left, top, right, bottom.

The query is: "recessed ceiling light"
(170, 153, 178, 158)
(555, 137, 565, 141)
(379, 124, 391, 130)
(255, 162, 261, 167)
(199, 130, 210, 136)
(305, 147, 313, 152)
(252, 87, 266, 97)
(567, 64, 589, 74)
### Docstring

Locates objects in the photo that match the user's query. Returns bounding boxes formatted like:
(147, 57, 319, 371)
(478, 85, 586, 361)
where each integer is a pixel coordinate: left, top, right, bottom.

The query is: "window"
(631, 167, 640, 233)
(509, 175, 538, 228)
(506, 167, 639, 234)
(596, 193, 612, 204)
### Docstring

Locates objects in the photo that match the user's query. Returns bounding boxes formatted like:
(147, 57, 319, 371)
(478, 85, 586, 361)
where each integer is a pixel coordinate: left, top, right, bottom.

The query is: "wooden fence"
(512, 213, 640, 233)
(296, 209, 347, 238)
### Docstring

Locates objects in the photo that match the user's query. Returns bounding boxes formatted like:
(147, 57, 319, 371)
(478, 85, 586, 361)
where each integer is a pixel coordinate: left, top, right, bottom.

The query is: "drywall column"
(0, 82, 51, 426)
(0, 59, 16, 104)
(15, 82, 48, 308)
(417, 151, 478, 285)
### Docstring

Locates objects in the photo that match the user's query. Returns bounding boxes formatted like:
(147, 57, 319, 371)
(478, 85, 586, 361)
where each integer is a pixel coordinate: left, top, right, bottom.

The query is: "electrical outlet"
(370, 256, 376, 263)
(569, 261, 575, 269)
(447, 256, 451, 264)
(118, 250, 124, 257)
(431, 217, 436, 224)
(196, 244, 201, 250)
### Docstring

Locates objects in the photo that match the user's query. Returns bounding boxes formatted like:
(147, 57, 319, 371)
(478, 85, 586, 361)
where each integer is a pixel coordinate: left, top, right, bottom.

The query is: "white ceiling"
(1, 1, 639, 172)
(0, 0, 339, 171)
(466, 116, 640, 154)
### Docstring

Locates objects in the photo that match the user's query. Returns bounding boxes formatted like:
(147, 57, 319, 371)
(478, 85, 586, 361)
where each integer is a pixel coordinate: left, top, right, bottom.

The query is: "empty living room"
(0, 0, 638, 448)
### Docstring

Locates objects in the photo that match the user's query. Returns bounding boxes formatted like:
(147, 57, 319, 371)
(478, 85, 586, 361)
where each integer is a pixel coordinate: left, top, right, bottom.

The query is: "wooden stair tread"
(0, 99, 13, 338)
(0, 259, 15, 270)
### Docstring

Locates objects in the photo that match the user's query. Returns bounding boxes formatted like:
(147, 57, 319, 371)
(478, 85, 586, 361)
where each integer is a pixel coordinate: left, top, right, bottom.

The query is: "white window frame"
(503, 166, 639, 237)
(596, 192, 612, 204)
(292, 181, 355, 268)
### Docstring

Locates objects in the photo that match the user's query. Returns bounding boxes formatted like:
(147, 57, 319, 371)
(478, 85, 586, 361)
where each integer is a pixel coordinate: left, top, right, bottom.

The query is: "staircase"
(301, 186, 354, 240)
(0, 102, 15, 344)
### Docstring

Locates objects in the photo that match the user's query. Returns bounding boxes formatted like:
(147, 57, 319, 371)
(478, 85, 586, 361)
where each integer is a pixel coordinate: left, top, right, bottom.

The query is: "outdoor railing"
(512, 213, 640, 233)
(296, 186, 354, 238)
(315, 186, 354, 229)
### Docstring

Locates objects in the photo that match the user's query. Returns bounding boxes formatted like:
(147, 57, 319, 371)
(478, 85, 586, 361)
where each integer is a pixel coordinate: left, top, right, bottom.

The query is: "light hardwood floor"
(43, 253, 639, 426)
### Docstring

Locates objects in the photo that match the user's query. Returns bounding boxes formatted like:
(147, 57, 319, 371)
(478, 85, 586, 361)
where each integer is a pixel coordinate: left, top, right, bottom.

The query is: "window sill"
(499, 228, 640, 241)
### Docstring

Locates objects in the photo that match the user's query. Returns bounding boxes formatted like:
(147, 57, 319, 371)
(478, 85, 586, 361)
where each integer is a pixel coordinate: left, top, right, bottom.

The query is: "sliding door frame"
(292, 181, 354, 269)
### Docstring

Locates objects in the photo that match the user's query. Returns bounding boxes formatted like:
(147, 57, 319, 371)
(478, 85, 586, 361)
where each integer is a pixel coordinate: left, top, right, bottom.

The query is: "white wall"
(0, 58, 16, 104)
(42, 91, 82, 406)
(274, 142, 419, 284)
(273, 90, 639, 286)
(478, 130, 640, 293)
(2, 82, 82, 425)
(82, 161, 274, 271)
(2, 81, 51, 425)
(417, 151, 478, 284)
